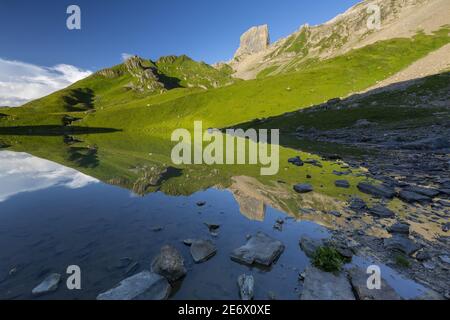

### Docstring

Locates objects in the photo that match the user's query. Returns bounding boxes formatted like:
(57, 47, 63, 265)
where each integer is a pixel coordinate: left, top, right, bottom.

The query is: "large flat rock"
(300, 267, 355, 300)
(97, 271, 170, 300)
(231, 232, 284, 266)
(348, 267, 401, 300)
(357, 182, 395, 199)
(383, 236, 421, 256)
(398, 190, 431, 203)
(190, 240, 217, 263)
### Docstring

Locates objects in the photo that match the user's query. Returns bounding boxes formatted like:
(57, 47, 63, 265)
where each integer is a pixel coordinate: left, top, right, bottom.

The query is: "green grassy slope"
(1, 28, 449, 137)
(79, 29, 450, 137)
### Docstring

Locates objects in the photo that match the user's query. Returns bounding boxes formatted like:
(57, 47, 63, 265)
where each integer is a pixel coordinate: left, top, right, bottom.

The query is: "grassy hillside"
(8, 55, 234, 115)
(1, 28, 449, 137)
(80, 28, 450, 137)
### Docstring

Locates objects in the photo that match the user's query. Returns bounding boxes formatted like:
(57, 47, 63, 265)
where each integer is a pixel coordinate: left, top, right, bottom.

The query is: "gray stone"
(288, 156, 304, 166)
(439, 255, 450, 264)
(398, 190, 431, 203)
(293, 184, 313, 194)
(383, 236, 421, 256)
(423, 261, 436, 270)
(404, 137, 449, 150)
(182, 239, 195, 246)
(32, 273, 61, 296)
(151, 245, 187, 282)
(335, 246, 354, 260)
(327, 98, 341, 105)
(368, 205, 395, 218)
(237, 274, 254, 300)
(190, 240, 217, 263)
(353, 119, 376, 128)
(438, 200, 450, 208)
(333, 170, 351, 176)
(329, 210, 342, 217)
(335, 180, 350, 188)
(388, 222, 410, 235)
(299, 237, 324, 258)
(97, 271, 170, 300)
(300, 267, 355, 300)
(349, 197, 367, 211)
(415, 250, 431, 261)
(204, 222, 220, 230)
(348, 268, 401, 300)
(231, 232, 284, 266)
(403, 185, 440, 198)
(357, 182, 395, 199)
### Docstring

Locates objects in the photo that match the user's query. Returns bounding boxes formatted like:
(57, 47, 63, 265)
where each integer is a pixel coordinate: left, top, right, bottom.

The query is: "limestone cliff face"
(228, 0, 449, 80)
(233, 25, 270, 60)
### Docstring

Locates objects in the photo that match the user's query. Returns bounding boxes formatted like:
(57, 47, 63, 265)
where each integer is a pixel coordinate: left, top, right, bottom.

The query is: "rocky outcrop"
(124, 56, 165, 93)
(233, 25, 270, 60)
(228, 0, 449, 79)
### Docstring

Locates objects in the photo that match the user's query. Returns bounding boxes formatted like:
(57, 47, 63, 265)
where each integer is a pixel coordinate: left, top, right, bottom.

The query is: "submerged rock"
(357, 182, 395, 199)
(32, 273, 61, 296)
(293, 184, 313, 194)
(231, 232, 284, 266)
(368, 204, 395, 218)
(348, 268, 401, 300)
(151, 245, 187, 283)
(237, 274, 255, 300)
(190, 240, 217, 263)
(300, 267, 355, 300)
(97, 271, 170, 300)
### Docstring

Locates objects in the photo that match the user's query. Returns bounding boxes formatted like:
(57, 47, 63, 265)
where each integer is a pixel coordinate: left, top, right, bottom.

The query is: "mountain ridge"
(227, 0, 450, 79)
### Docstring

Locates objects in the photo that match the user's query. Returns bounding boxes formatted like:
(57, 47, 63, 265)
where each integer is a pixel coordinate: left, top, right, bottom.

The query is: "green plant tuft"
(394, 253, 410, 268)
(312, 246, 345, 272)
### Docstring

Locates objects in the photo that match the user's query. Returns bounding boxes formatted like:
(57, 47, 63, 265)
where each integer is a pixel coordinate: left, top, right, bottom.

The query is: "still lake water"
(0, 150, 432, 300)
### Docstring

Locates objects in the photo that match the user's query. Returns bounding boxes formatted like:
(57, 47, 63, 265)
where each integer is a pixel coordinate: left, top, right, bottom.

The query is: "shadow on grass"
(226, 72, 450, 157)
(0, 126, 122, 136)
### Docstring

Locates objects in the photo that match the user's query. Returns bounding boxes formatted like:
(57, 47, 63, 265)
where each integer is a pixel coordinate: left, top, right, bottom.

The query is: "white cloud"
(0, 151, 98, 202)
(0, 58, 92, 107)
(121, 53, 134, 61)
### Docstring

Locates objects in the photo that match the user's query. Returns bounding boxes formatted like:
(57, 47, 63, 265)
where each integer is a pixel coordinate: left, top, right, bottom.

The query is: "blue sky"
(0, 0, 361, 106)
(1, 0, 360, 69)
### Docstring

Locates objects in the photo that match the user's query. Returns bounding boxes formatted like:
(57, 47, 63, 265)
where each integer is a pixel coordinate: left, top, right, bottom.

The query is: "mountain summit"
(229, 0, 450, 79)
(233, 24, 270, 60)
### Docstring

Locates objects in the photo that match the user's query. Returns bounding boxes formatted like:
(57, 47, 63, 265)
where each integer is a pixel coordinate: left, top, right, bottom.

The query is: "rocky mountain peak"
(233, 25, 270, 60)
